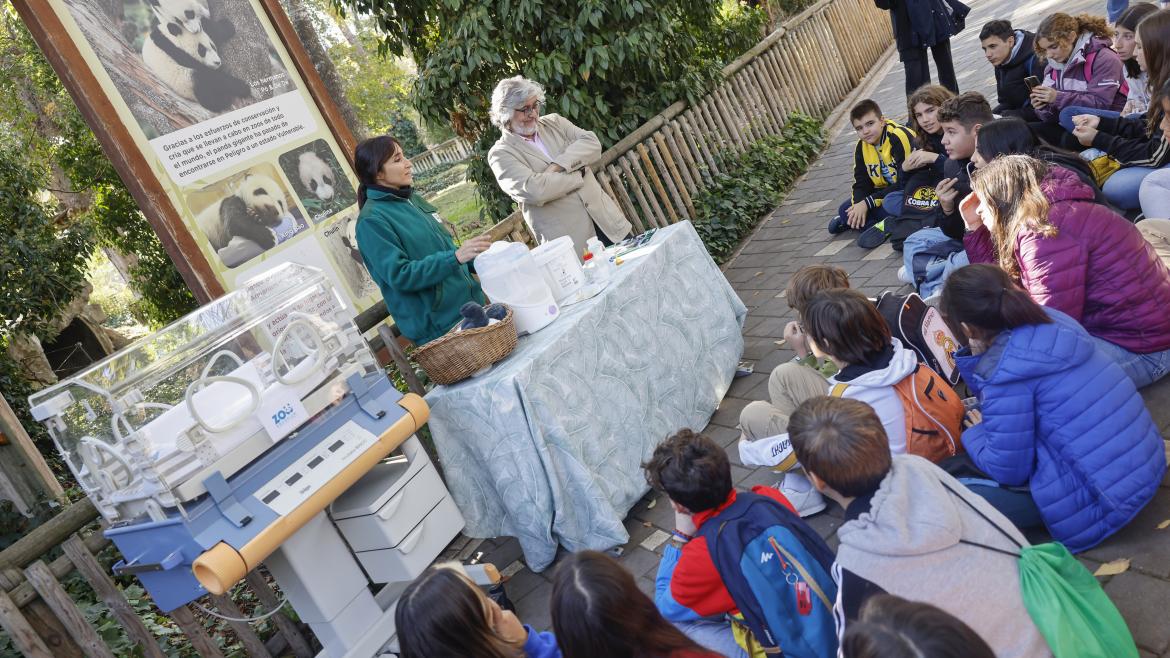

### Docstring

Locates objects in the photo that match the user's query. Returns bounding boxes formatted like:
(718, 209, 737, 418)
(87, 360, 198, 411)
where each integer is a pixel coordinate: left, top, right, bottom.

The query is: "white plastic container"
(474, 241, 559, 335)
(531, 236, 585, 303)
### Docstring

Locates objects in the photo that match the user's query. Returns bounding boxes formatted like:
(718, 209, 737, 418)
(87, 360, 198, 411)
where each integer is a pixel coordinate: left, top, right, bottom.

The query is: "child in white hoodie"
(740, 288, 917, 516)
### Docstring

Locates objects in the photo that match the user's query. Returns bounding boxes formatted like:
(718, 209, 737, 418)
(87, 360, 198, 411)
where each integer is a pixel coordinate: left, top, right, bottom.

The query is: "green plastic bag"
(941, 482, 1139, 658)
(1018, 543, 1138, 658)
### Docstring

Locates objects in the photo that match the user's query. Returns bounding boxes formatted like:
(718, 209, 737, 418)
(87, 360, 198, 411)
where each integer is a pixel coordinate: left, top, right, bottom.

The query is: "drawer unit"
(333, 460, 447, 553)
(355, 495, 465, 584)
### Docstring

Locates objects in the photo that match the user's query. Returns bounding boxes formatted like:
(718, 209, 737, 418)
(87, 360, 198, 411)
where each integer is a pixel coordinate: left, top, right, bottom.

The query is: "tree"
(333, 0, 766, 221)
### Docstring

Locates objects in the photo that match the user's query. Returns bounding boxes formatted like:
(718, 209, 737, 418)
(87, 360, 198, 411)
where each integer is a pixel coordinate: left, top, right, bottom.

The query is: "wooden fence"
(409, 137, 473, 174)
(487, 0, 893, 243)
(0, 1, 892, 654)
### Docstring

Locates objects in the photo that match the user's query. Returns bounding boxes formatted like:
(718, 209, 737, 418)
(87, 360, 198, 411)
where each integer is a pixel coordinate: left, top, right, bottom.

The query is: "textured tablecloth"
(424, 221, 747, 570)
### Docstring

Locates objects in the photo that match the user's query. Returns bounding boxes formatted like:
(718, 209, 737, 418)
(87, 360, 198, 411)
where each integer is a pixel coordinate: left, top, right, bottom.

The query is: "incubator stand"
(28, 264, 465, 657)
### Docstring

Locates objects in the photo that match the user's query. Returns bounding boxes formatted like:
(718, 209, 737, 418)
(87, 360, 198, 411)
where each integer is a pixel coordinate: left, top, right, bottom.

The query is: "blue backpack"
(697, 492, 838, 657)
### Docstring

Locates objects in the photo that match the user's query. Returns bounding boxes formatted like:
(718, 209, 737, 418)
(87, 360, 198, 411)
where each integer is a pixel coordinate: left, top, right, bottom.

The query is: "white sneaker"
(776, 481, 827, 517)
(897, 265, 912, 284)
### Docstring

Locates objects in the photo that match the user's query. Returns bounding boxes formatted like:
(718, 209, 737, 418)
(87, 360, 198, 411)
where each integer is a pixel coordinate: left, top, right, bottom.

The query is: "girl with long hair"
(972, 116, 1101, 197)
(1028, 13, 1128, 144)
(551, 551, 722, 658)
(940, 264, 1165, 551)
(961, 154, 1170, 388)
(902, 84, 956, 174)
(352, 135, 492, 345)
(1069, 9, 1170, 211)
(395, 563, 561, 658)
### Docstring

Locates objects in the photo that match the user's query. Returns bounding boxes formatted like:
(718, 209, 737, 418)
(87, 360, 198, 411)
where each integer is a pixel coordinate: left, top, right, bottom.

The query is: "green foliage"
(335, 0, 768, 222)
(0, 11, 195, 330)
(693, 114, 824, 261)
(413, 161, 467, 196)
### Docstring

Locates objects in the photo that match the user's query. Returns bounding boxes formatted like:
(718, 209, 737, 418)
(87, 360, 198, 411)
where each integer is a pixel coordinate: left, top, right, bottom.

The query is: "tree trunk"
(280, 0, 368, 139)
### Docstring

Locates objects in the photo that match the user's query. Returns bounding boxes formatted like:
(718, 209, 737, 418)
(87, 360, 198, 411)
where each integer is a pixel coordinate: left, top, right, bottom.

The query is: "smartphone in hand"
(1024, 75, 1041, 90)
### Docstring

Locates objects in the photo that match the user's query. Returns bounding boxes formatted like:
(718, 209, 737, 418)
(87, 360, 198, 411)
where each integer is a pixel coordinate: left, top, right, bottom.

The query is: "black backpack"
(876, 291, 962, 385)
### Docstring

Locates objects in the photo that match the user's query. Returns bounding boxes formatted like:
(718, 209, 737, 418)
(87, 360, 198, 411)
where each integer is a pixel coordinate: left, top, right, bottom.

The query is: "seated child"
(829, 99, 914, 245)
(395, 563, 561, 658)
(787, 396, 1051, 658)
(739, 288, 920, 516)
(645, 429, 811, 658)
(841, 594, 996, 658)
(941, 264, 1166, 551)
(979, 19, 1042, 118)
(888, 85, 955, 249)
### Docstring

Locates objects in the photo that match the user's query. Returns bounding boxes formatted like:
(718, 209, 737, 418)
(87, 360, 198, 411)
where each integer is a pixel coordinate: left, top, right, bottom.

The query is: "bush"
(693, 113, 824, 261)
(414, 161, 468, 196)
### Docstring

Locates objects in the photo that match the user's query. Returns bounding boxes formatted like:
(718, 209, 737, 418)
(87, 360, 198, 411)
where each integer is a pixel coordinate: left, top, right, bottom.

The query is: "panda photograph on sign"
(277, 139, 358, 224)
(188, 163, 308, 268)
(61, 0, 295, 137)
(318, 212, 379, 300)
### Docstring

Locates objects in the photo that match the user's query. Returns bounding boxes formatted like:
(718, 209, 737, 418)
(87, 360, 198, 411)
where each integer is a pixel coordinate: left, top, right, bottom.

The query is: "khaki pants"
(1138, 218, 1170, 269)
(739, 362, 830, 441)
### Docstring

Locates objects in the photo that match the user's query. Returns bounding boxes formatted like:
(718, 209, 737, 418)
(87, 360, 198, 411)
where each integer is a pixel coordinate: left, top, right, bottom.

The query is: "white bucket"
(531, 236, 584, 303)
(474, 241, 559, 335)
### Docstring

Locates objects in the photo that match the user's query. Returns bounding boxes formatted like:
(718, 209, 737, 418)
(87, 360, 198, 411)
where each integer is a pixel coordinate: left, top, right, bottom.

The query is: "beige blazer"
(488, 113, 632, 252)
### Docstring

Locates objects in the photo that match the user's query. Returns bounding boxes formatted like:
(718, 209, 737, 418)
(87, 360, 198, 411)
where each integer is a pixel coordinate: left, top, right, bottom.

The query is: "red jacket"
(655, 487, 796, 619)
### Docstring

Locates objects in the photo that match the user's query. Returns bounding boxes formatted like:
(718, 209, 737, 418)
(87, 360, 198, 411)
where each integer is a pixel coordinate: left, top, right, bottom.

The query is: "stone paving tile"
(1103, 572, 1170, 654)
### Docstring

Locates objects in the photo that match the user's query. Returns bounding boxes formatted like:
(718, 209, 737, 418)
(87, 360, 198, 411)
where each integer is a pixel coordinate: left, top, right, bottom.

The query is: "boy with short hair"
(829, 99, 915, 246)
(935, 92, 993, 238)
(980, 20, 1041, 117)
(787, 396, 1052, 658)
(647, 429, 796, 658)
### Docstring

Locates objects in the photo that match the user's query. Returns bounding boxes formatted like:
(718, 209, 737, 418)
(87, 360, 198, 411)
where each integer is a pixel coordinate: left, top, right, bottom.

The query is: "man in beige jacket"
(488, 76, 632, 252)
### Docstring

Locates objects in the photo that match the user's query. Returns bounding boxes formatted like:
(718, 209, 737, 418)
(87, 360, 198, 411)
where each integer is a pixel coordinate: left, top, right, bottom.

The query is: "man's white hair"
(490, 76, 546, 131)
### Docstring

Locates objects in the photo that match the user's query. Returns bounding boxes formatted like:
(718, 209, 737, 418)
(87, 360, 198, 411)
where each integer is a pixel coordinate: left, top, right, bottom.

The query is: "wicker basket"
(414, 306, 519, 385)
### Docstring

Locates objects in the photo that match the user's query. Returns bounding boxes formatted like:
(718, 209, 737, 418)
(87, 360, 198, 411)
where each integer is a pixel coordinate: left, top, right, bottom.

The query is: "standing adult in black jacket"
(979, 20, 1044, 117)
(877, 0, 969, 96)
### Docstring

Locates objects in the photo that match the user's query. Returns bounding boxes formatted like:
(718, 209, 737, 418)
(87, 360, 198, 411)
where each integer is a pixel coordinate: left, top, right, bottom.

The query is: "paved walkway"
(475, 0, 1170, 652)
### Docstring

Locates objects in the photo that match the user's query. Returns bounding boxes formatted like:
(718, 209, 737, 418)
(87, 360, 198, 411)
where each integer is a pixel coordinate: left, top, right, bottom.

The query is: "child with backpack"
(645, 429, 837, 658)
(787, 396, 1051, 658)
(739, 288, 964, 515)
(940, 264, 1166, 550)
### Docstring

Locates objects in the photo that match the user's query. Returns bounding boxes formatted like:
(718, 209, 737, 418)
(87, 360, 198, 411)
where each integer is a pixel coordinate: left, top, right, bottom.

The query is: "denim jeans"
(1139, 168, 1170, 219)
(1107, 0, 1129, 23)
(1090, 335, 1170, 388)
(1103, 165, 1169, 211)
(835, 191, 903, 230)
(962, 479, 1044, 530)
(902, 227, 969, 297)
(1058, 105, 1124, 134)
(675, 618, 748, 658)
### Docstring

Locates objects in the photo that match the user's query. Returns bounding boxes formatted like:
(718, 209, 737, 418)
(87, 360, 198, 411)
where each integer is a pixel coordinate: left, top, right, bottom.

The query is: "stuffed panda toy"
(297, 151, 336, 200)
(141, 15, 250, 112)
(146, 0, 209, 34)
(200, 173, 288, 253)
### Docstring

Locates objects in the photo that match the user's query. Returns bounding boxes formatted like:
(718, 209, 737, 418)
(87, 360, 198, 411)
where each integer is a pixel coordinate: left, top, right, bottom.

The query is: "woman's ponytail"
(941, 264, 1052, 341)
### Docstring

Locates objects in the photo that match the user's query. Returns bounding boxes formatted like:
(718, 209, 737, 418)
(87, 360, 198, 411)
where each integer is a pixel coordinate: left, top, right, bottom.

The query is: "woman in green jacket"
(354, 136, 492, 344)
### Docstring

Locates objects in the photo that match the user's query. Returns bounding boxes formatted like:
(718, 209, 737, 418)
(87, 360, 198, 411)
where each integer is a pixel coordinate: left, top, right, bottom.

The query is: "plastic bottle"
(583, 237, 613, 284)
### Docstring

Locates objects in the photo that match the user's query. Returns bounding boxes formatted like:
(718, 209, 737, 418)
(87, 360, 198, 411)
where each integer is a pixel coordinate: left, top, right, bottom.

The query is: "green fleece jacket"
(355, 189, 485, 344)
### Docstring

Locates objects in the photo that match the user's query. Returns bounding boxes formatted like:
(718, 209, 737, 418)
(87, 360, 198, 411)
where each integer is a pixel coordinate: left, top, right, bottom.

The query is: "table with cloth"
(423, 221, 747, 570)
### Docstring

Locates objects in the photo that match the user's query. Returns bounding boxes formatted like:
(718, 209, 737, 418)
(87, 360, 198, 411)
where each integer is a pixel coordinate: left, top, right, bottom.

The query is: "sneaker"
(776, 481, 827, 517)
(827, 214, 849, 235)
(897, 265, 912, 284)
(857, 220, 890, 249)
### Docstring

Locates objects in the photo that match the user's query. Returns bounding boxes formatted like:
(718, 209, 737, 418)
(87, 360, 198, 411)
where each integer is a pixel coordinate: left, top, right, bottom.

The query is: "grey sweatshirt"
(834, 455, 1052, 658)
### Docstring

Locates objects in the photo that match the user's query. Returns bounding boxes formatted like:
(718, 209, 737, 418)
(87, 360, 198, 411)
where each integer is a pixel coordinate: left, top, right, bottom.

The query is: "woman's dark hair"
(642, 429, 731, 513)
(975, 117, 1097, 189)
(551, 551, 711, 658)
(1139, 10, 1170, 135)
(395, 564, 521, 658)
(1118, 3, 1159, 78)
(940, 264, 1052, 345)
(841, 594, 996, 658)
(802, 289, 890, 366)
(354, 134, 402, 208)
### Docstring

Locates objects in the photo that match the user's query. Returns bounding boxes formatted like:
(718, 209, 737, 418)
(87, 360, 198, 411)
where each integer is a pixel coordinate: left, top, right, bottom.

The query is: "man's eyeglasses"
(514, 102, 542, 116)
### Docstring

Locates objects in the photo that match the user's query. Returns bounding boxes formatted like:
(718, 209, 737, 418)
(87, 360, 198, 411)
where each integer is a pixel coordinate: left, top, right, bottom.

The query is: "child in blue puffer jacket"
(940, 264, 1166, 552)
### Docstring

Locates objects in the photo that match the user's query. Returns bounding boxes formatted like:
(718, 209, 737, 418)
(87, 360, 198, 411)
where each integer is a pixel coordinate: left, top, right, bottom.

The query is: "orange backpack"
(830, 364, 964, 462)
